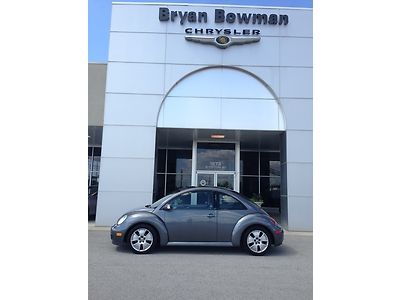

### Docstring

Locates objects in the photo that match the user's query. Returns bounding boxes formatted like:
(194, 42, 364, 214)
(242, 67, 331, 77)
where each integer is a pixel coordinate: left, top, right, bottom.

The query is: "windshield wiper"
(144, 204, 152, 208)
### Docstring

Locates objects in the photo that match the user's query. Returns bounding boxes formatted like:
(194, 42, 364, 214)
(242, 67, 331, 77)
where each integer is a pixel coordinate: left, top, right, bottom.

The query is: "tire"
(242, 226, 272, 256)
(127, 224, 157, 254)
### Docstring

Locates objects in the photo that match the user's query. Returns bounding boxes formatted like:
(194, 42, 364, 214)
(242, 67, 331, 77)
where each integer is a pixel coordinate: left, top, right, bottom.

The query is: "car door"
(216, 192, 249, 242)
(162, 190, 217, 242)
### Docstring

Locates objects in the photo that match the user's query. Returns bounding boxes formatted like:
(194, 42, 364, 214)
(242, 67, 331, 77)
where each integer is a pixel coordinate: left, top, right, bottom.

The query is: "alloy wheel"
(130, 228, 154, 252)
(246, 229, 269, 254)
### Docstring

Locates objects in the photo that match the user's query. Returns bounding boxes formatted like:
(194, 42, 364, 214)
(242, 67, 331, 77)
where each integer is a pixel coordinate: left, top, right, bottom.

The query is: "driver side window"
(169, 191, 214, 209)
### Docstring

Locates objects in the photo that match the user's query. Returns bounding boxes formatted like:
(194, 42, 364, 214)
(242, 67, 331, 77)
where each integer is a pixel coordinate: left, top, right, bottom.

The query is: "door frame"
(196, 171, 236, 189)
(191, 140, 240, 192)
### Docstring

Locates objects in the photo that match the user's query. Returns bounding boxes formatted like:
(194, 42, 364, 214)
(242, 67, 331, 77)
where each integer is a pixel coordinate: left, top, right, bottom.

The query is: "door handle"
(207, 213, 215, 218)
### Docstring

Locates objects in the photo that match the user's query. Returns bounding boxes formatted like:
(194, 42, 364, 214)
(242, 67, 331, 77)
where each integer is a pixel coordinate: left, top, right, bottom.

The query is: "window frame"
(215, 192, 247, 211)
(163, 190, 216, 210)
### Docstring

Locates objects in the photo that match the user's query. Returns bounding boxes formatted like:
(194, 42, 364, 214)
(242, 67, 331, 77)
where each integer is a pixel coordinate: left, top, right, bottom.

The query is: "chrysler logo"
(216, 36, 230, 45)
(185, 35, 260, 49)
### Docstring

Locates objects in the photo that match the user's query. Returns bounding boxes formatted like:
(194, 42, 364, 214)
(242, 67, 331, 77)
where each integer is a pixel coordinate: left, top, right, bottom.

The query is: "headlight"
(117, 214, 127, 225)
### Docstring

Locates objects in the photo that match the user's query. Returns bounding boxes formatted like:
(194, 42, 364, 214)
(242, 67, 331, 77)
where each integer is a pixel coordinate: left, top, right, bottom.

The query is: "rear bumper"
(273, 229, 284, 246)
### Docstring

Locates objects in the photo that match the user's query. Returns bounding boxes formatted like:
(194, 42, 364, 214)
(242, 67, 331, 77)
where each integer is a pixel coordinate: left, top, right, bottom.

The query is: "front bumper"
(110, 224, 125, 245)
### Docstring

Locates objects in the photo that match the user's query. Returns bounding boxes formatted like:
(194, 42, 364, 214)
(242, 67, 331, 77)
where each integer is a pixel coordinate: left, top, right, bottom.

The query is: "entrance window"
(260, 177, 281, 208)
(154, 148, 192, 201)
(216, 174, 234, 189)
(196, 142, 236, 191)
(240, 150, 281, 208)
(197, 143, 235, 171)
(197, 173, 235, 190)
(167, 150, 192, 173)
(88, 147, 101, 195)
(154, 129, 282, 210)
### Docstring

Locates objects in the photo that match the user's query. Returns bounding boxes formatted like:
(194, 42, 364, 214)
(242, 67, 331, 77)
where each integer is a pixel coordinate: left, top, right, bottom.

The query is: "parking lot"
(89, 229, 312, 300)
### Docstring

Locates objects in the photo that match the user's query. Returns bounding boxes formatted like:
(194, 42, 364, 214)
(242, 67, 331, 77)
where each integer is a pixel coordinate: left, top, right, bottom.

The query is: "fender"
(231, 213, 275, 247)
(123, 212, 169, 246)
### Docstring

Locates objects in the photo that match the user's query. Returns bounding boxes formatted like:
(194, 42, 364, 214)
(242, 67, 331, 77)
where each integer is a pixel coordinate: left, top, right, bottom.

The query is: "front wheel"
(242, 227, 272, 256)
(128, 225, 157, 254)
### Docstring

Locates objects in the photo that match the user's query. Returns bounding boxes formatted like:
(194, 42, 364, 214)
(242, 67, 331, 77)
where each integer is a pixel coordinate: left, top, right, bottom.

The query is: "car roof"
(174, 186, 237, 193)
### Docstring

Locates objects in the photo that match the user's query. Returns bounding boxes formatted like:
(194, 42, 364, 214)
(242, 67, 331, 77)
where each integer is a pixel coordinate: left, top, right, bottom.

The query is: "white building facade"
(96, 2, 313, 231)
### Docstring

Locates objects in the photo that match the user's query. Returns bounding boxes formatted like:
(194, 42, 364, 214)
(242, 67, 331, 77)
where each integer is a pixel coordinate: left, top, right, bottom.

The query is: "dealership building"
(89, 2, 312, 231)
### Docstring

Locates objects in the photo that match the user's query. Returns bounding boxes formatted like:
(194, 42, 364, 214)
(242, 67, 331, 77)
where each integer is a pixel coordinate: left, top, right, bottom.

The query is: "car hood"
(126, 207, 155, 215)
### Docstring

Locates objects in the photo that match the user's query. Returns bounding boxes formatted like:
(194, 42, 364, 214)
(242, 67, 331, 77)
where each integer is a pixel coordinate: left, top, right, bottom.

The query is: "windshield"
(150, 194, 174, 208)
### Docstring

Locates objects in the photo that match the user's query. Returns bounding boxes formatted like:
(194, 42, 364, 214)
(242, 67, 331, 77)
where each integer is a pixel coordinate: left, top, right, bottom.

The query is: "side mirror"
(163, 203, 172, 211)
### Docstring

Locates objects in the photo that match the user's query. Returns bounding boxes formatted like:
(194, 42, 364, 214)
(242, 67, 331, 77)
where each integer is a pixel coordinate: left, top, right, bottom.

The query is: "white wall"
(157, 67, 285, 130)
(96, 3, 312, 231)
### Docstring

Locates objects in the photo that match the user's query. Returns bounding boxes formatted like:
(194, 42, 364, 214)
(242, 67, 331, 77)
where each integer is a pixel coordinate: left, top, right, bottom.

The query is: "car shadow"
(116, 243, 297, 257)
(268, 244, 298, 256)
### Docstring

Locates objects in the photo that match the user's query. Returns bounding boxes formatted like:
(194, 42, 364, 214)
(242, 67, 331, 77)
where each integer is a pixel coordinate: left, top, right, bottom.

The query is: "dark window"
(260, 152, 280, 176)
(240, 176, 259, 199)
(92, 157, 101, 173)
(167, 149, 192, 174)
(269, 161, 281, 176)
(154, 148, 192, 202)
(166, 174, 192, 194)
(169, 191, 214, 209)
(93, 147, 101, 156)
(157, 149, 166, 173)
(90, 171, 99, 186)
(218, 193, 246, 210)
(88, 146, 102, 195)
(240, 151, 258, 175)
(260, 177, 281, 208)
(197, 143, 235, 171)
(155, 174, 165, 200)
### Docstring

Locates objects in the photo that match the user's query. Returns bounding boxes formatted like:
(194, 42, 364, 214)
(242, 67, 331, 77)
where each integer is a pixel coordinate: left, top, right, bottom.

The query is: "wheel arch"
(231, 214, 275, 247)
(239, 224, 275, 247)
(123, 213, 169, 245)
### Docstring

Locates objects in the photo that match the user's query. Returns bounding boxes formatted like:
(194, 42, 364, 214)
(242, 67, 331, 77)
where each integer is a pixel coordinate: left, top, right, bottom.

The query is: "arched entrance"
(154, 67, 286, 220)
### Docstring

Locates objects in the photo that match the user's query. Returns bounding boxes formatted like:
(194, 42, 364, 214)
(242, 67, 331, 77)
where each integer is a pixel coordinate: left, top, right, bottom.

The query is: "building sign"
(159, 8, 289, 27)
(159, 7, 289, 49)
(185, 35, 260, 49)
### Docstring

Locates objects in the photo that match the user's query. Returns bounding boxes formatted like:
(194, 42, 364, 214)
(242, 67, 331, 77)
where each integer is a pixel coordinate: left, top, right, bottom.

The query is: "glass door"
(216, 173, 234, 189)
(196, 171, 235, 190)
(194, 142, 238, 191)
(197, 172, 215, 187)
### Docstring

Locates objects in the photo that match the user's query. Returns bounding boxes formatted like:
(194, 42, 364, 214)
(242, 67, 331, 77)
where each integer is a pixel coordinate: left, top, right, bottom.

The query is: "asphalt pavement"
(89, 229, 312, 300)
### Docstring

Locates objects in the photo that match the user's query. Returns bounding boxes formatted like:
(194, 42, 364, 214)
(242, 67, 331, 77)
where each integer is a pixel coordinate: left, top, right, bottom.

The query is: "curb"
(88, 226, 110, 231)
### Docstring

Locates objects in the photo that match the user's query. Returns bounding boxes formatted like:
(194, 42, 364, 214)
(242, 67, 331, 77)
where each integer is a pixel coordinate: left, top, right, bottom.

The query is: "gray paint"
(110, 187, 283, 248)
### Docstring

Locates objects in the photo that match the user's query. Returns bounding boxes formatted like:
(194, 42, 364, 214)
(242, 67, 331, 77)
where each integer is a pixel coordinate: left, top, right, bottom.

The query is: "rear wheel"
(242, 227, 272, 256)
(128, 225, 157, 254)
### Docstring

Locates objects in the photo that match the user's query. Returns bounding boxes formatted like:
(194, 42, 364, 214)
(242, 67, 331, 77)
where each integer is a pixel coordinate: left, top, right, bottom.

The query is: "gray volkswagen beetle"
(110, 187, 284, 256)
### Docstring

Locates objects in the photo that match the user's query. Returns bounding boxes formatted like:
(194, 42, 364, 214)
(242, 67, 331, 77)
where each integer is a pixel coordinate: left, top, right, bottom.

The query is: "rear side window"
(218, 193, 246, 210)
